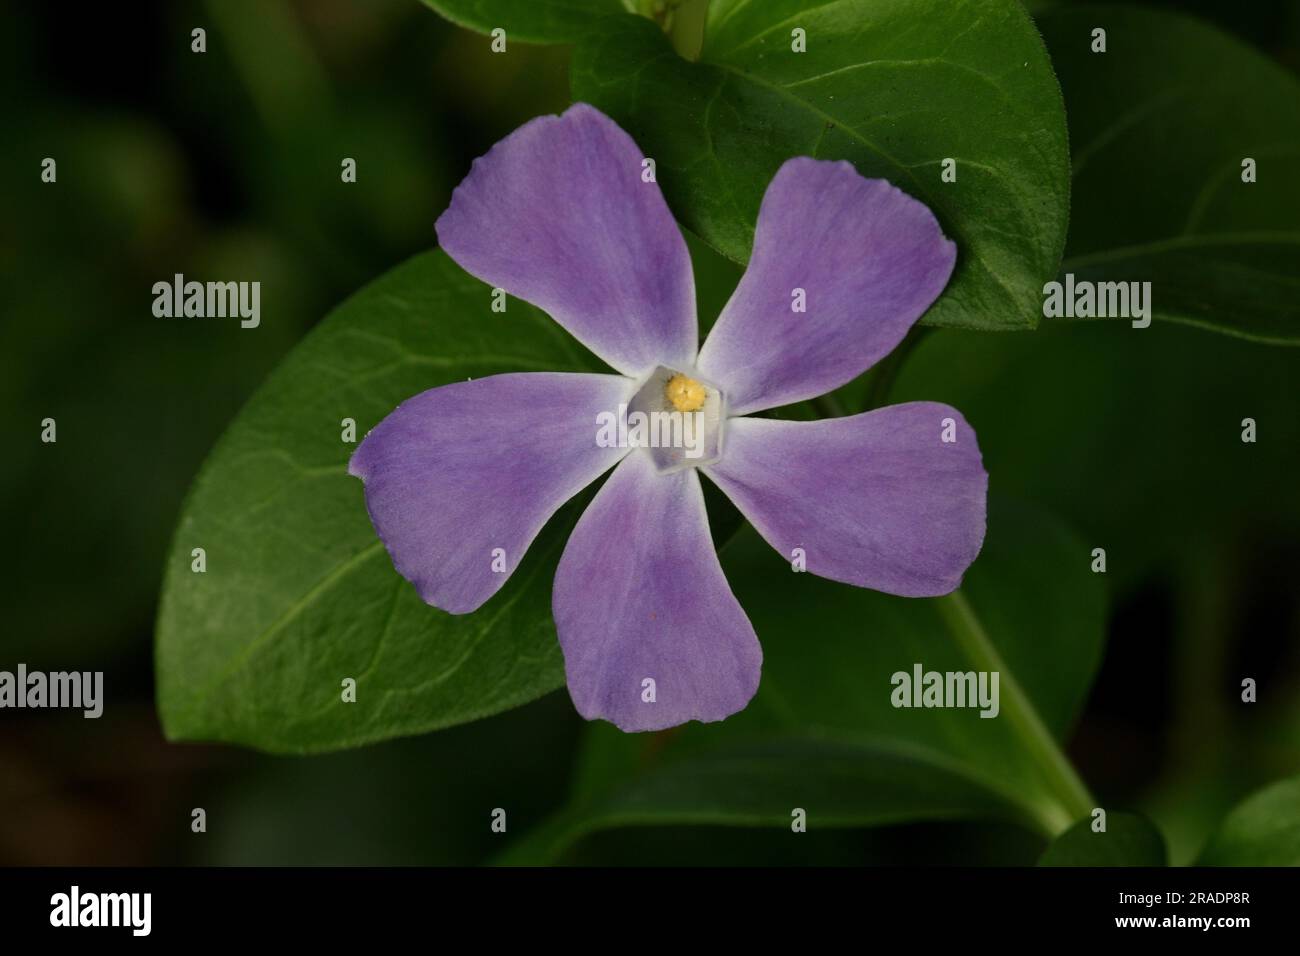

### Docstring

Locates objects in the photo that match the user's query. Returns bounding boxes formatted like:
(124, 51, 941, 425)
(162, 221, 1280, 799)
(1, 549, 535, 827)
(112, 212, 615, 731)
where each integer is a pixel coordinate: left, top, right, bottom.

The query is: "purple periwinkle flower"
(349, 104, 988, 732)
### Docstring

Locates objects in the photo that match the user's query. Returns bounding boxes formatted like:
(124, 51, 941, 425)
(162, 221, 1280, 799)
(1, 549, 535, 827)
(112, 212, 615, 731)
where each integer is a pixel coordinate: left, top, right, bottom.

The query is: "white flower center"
(626, 365, 726, 474)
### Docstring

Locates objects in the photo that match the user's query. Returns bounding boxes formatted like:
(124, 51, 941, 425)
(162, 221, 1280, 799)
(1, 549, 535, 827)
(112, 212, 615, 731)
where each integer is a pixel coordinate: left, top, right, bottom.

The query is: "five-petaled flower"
(349, 104, 988, 732)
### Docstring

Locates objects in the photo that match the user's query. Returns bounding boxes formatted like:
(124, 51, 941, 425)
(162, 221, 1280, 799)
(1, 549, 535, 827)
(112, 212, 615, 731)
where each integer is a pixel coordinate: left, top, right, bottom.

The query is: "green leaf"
(1038, 813, 1167, 866)
(1198, 776, 1300, 866)
(890, 321, 1300, 594)
(570, 0, 1070, 331)
(497, 735, 1023, 865)
(155, 250, 601, 754)
(504, 496, 1106, 862)
(1038, 5, 1300, 344)
(420, 0, 631, 44)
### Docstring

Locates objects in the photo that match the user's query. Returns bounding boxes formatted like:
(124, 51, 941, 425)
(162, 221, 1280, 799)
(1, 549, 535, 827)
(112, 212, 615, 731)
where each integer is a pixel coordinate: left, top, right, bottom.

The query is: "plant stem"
(937, 591, 1096, 836)
(637, 0, 710, 61)
(667, 0, 709, 60)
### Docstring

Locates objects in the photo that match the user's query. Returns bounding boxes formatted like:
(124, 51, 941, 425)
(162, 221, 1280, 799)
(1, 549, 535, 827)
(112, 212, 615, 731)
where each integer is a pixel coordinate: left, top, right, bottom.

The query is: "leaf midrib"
(175, 538, 386, 726)
(1062, 230, 1300, 270)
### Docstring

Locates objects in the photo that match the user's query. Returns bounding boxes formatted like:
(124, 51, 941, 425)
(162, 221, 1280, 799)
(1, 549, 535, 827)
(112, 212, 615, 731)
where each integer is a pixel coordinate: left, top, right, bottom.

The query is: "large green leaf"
(155, 250, 602, 754)
(1038, 813, 1168, 866)
(1038, 5, 1300, 344)
(498, 735, 1023, 864)
(1198, 776, 1300, 866)
(503, 496, 1106, 862)
(420, 0, 630, 44)
(571, 0, 1070, 331)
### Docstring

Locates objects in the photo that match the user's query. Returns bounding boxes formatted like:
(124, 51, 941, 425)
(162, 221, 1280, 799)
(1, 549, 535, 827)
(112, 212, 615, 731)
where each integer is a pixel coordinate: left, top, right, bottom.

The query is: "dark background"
(2, 0, 1297, 865)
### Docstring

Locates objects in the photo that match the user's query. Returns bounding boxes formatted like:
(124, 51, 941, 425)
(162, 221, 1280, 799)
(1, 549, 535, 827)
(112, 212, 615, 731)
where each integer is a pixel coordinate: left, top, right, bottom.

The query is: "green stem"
(937, 591, 1095, 836)
(667, 0, 709, 60)
(637, 0, 710, 61)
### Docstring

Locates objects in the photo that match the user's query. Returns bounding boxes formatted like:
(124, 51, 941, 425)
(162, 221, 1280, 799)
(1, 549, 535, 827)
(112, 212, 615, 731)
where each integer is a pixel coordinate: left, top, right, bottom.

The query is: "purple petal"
(703, 403, 987, 597)
(553, 450, 761, 731)
(696, 158, 956, 416)
(435, 104, 697, 377)
(349, 372, 633, 614)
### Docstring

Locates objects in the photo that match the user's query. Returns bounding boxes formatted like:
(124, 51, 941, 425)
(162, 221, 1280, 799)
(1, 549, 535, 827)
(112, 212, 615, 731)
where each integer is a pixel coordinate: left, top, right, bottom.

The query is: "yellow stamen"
(665, 373, 707, 413)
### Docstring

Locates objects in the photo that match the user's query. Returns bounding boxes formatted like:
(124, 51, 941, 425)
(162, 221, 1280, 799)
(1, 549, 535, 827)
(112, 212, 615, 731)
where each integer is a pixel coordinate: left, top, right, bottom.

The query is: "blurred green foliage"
(2, 0, 570, 668)
(2, 0, 578, 864)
